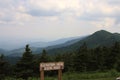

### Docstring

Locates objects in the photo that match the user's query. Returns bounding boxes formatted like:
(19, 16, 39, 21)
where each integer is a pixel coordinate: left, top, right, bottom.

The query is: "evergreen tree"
(74, 43, 89, 72)
(112, 42, 120, 71)
(39, 49, 50, 62)
(0, 54, 5, 80)
(107, 42, 120, 70)
(0, 54, 11, 80)
(62, 53, 75, 72)
(102, 46, 111, 70)
(33, 49, 50, 76)
(87, 49, 98, 71)
(15, 44, 34, 79)
(54, 53, 63, 62)
(93, 47, 106, 71)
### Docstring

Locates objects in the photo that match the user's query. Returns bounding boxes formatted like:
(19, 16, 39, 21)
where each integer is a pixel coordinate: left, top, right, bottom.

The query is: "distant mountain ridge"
(0, 48, 7, 55)
(47, 30, 120, 54)
(7, 36, 85, 56)
(74, 30, 120, 48)
(29, 36, 82, 48)
(2, 30, 120, 57)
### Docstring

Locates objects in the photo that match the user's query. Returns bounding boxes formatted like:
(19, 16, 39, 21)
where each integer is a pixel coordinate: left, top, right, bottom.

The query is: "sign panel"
(40, 62, 64, 71)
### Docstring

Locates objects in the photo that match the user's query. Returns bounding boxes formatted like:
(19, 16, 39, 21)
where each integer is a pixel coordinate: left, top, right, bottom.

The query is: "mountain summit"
(93, 30, 112, 36)
(47, 30, 120, 54)
(6, 30, 120, 56)
(72, 30, 120, 48)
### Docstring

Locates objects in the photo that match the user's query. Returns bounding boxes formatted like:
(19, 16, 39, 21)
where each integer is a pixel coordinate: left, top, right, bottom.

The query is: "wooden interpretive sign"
(40, 62, 64, 71)
(40, 62, 64, 80)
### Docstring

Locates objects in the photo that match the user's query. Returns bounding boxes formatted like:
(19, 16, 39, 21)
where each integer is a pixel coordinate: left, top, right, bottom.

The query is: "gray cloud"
(0, 0, 120, 41)
(27, 9, 60, 17)
(0, 0, 119, 23)
(114, 14, 120, 25)
(78, 12, 105, 21)
(107, 0, 120, 5)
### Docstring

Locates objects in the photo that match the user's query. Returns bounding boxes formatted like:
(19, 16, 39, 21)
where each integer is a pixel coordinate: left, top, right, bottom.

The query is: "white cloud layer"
(0, 0, 120, 41)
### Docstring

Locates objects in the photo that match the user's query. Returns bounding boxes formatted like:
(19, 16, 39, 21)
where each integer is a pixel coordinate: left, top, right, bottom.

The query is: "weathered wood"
(116, 77, 120, 80)
(40, 62, 64, 80)
(40, 62, 64, 71)
(40, 67, 44, 80)
(58, 66, 62, 80)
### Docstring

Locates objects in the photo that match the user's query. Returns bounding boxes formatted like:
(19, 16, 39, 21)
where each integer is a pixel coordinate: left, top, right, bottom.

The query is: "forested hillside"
(6, 30, 120, 57)
(47, 30, 120, 54)
(1, 41, 120, 79)
(0, 30, 120, 80)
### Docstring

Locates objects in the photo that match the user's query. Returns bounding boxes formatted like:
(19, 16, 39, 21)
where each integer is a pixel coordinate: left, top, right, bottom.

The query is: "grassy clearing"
(4, 70, 120, 80)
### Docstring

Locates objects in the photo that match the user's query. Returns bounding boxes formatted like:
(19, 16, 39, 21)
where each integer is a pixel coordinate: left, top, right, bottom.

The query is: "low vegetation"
(4, 70, 120, 80)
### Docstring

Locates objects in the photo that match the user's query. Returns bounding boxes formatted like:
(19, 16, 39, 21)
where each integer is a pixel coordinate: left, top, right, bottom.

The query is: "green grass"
(4, 70, 120, 80)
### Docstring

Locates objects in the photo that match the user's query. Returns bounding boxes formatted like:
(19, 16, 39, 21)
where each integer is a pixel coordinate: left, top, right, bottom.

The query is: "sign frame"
(40, 62, 64, 71)
(40, 62, 64, 80)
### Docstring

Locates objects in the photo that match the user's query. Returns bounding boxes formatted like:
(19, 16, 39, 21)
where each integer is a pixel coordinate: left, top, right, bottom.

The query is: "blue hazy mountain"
(0, 48, 7, 55)
(29, 36, 82, 48)
(2, 30, 120, 57)
(7, 36, 84, 56)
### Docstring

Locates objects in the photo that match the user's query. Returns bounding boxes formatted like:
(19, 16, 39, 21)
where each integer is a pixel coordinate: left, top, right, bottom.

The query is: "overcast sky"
(0, 0, 120, 42)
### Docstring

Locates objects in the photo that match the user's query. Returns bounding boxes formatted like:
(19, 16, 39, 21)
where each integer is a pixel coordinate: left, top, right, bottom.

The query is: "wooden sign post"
(40, 67, 44, 80)
(58, 66, 62, 80)
(40, 62, 64, 80)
